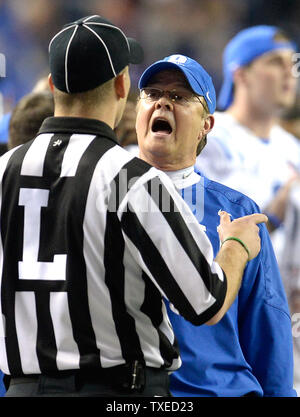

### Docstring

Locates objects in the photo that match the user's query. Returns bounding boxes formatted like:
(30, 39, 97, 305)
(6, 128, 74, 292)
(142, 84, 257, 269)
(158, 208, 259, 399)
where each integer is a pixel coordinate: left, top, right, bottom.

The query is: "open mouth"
(151, 118, 173, 134)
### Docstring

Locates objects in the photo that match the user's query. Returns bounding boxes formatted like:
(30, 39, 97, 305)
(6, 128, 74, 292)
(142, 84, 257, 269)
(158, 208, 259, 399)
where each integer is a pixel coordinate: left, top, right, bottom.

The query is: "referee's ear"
(114, 70, 127, 100)
(48, 74, 54, 93)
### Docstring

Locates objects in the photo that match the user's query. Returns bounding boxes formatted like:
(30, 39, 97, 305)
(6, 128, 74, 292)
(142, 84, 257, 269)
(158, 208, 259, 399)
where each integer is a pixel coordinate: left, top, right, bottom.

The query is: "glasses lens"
(140, 88, 206, 108)
(168, 91, 188, 103)
(141, 88, 163, 100)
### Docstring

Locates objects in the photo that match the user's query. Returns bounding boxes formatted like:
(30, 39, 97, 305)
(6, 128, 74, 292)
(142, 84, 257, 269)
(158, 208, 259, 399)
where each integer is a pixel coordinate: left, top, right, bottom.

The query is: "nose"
(154, 95, 174, 111)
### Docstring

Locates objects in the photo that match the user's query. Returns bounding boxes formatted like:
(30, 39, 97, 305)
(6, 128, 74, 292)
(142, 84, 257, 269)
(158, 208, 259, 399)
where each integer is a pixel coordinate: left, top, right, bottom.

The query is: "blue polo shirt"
(167, 172, 296, 397)
(0, 371, 5, 397)
(0, 113, 10, 144)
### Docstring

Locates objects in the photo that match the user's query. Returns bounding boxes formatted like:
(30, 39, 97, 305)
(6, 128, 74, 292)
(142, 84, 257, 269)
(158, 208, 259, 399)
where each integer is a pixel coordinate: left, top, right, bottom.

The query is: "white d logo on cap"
(168, 55, 187, 64)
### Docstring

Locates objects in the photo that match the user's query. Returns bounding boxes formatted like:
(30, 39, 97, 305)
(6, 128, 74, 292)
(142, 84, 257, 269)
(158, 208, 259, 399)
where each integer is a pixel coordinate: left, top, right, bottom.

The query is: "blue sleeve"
(238, 224, 297, 397)
(0, 371, 6, 397)
(0, 113, 10, 143)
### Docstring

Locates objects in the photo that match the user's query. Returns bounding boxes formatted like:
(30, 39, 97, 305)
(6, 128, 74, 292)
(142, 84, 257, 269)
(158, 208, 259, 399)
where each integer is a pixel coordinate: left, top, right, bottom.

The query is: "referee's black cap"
(49, 15, 144, 93)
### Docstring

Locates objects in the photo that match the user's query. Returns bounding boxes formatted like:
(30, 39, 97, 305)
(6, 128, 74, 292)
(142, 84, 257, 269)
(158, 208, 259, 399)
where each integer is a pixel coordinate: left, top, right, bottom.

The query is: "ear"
(197, 114, 214, 144)
(203, 114, 214, 136)
(114, 72, 126, 99)
(232, 67, 248, 86)
(48, 74, 54, 93)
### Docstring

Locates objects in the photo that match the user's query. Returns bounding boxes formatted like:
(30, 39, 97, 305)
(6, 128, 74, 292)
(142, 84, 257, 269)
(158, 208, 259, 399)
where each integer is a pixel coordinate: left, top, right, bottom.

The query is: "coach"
(135, 54, 296, 397)
(0, 15, 266, 397)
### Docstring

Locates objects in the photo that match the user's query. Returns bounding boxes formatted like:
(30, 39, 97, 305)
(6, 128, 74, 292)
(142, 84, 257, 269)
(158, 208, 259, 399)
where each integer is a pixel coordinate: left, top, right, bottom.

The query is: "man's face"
(135, 69, 213, 170)
(242, 49, 297, 111)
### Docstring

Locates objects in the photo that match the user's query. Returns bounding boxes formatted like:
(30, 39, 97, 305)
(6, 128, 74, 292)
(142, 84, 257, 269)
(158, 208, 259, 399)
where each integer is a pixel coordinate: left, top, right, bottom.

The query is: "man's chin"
(142, 143, 173, 160)
(150, 131, 174, 141)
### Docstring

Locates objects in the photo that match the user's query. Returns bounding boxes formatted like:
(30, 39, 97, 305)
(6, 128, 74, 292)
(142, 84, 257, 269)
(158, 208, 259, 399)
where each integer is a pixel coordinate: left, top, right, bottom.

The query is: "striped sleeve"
(116, 165, 227, 325)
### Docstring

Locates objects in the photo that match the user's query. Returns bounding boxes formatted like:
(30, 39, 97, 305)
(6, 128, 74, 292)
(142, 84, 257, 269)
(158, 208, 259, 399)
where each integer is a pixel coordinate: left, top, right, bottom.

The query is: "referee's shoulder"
(118, 147, 167, 180)
(0, 142, 27, 165)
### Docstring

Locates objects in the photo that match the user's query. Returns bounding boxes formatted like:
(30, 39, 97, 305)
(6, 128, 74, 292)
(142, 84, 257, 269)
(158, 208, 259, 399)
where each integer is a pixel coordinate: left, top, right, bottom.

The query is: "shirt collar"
(38, 117, 118, 145)
(164, 165, 200, 189)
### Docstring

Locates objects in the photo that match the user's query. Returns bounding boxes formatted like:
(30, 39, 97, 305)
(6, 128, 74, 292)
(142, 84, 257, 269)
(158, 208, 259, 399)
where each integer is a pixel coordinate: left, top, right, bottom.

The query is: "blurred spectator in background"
(1, 0, 300, 397)
(0, 0, 62, 107)
(279, 181, 300, 396)
(8, 90, 54, 150)
(277, 97, 300, 396)
(2, 0, 300, 110)
(195, 25, 300, 235)
(0, 48, 8, 149)
(280, 96, 300, 140)
(0, 75, 50, 154)
(194, 25, 300, 394)
(0, 0, 66, 150)
(0, 112, 9, 154)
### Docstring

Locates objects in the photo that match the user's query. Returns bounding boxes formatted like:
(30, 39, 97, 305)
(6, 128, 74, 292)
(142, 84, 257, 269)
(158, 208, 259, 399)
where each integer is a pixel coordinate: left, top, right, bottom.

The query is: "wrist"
(221, 236, 250, 263)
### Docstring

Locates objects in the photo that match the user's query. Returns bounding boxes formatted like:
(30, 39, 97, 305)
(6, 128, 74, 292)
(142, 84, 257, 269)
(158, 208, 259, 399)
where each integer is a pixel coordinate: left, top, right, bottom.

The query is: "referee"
(0, 15, 266, 397)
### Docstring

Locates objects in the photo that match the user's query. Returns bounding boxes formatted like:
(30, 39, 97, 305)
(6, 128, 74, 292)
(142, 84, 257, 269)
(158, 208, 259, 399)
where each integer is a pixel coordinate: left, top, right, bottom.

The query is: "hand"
(217, 211, 268, 261)
(210, 211, 268, 324)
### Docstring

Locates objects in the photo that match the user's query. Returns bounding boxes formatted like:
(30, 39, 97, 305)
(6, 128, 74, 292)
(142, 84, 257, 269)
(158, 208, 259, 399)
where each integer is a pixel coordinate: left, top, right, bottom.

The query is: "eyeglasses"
(140, 87, 206, 108)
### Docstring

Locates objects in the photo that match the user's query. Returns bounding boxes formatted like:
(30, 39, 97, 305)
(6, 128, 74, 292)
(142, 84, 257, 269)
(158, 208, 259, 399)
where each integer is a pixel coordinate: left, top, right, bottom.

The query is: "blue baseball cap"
(218, 25, 297, 110)
(138, 54, 216, 114)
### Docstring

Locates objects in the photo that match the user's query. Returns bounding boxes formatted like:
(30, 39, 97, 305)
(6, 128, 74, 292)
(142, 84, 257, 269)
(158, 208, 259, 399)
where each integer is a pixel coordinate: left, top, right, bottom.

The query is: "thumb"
(218, 210, 232, 225)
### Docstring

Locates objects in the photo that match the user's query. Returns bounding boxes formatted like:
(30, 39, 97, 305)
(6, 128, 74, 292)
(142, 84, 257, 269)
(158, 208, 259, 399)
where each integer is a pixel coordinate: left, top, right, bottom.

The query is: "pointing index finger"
(245, 213, 268, 224)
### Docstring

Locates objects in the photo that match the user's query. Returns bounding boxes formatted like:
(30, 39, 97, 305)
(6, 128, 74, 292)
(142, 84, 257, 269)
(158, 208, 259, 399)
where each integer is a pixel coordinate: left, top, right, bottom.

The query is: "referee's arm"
(118, 171, 266, 325)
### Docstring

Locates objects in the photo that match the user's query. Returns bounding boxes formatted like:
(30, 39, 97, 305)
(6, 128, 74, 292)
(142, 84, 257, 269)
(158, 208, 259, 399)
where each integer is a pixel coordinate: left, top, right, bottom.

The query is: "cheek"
(254, 71, 272, 87)
(260, 70, 283, 88)
(249, 72, 277, 100)
(135, 106, 150, 137)
(184, 109, 203, 137)
(135, 112, 142, 134)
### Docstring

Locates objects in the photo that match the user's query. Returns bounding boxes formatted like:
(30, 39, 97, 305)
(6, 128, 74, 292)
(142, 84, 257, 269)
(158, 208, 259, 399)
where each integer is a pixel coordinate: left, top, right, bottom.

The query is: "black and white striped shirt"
(0, 117, 226, 376)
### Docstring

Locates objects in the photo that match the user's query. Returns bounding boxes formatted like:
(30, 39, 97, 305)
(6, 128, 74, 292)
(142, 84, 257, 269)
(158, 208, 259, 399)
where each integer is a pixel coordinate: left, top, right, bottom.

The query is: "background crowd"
(1, 0, 300, 116)
(1, 0, 300, 397)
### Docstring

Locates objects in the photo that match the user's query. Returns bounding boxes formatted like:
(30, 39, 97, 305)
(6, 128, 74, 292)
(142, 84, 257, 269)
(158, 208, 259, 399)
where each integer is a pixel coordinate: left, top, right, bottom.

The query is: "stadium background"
(1, 0, 300, 114)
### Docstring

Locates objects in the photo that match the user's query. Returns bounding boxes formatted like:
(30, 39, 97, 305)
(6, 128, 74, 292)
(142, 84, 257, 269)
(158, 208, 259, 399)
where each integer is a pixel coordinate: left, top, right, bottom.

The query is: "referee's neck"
(53, 108, 117, 130)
